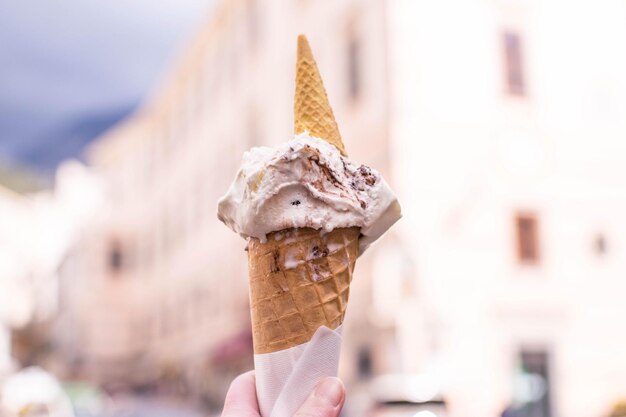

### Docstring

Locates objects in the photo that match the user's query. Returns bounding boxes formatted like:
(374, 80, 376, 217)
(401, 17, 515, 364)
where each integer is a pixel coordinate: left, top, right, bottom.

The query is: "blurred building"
(56, 0, 626, 416)
(54, 0, 395, 408)
(0, 163, 94, 376)
(0, 185, 36, 375)
(385, 1, 626, 417)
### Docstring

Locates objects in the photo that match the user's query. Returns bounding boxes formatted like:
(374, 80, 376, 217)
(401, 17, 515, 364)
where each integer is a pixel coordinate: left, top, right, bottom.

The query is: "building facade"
(385, 1, 626, 417)
(0, 162, 94, 376)
(59, 0, 626, 416)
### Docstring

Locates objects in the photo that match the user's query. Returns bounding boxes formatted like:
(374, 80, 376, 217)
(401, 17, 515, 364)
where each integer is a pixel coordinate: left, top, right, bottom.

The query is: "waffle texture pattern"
(248, 227, 359, 354)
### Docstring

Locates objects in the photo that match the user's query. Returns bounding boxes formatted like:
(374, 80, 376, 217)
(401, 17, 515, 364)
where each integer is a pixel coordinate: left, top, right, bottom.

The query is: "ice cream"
(217, 132, 401, 253)
(218, 34, 400, 254)
(217, 33, 400, 359)
(217, 34, 401, 417)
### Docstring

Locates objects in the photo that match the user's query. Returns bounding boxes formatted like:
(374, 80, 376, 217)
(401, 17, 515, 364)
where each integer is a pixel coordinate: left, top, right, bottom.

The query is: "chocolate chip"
(360, 201, 367, 209)
(357, 165, 377, 186)
(311, 245, 329, 259)
(305, 145, 320, 162)
(291, 200, 301, 206)
(270, 251, 281, 273)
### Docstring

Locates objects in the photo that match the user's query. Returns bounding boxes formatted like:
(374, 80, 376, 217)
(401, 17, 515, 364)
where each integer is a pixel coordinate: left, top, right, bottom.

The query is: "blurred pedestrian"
(221, 371, 345, 417)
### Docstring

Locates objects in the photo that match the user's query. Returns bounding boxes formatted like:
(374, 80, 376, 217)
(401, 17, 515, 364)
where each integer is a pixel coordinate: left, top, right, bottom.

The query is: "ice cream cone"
(248, 227, 359, 354)
(247, 35, 359, 354)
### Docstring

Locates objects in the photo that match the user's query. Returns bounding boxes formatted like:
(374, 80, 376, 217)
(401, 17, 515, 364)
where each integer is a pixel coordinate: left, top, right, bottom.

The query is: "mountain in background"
(0, 102, 136, 192)
(1, 103, 137, 175)
(0, 0, 213, 178)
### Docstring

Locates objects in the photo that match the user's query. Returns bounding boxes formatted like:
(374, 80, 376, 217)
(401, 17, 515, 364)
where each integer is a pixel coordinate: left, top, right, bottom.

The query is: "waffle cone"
(248, 227, 359, 354)
(294, 35, 346, 156)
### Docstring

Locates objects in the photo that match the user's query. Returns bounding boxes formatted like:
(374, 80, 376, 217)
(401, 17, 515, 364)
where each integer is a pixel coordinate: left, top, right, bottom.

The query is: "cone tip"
(297, 34, 313, 61)
(294, 34, 347, 156)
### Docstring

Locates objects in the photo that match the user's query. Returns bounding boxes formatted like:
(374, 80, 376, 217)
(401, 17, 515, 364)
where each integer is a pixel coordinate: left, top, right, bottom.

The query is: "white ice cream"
(217, 132, 401, 254)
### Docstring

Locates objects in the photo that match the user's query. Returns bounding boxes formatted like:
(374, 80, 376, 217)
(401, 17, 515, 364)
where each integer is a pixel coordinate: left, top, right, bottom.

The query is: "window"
(347, 34, 362, 101)
(108, 239, 124, 274)
(246, 0, 260, 48)
(517, 349, 552, 417)
(594, 234, 607, 256)
(357, 346, 372, 379)
(515, 213, 540, 263)
(502, 31, 525, 96)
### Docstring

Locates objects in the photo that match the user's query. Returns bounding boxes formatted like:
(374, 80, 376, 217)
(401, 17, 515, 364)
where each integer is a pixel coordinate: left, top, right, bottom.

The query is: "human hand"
(221, 371, 346, 417)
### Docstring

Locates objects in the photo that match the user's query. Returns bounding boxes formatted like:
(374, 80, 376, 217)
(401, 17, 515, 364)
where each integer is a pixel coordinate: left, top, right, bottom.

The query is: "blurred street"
(95, 396, 204, 417)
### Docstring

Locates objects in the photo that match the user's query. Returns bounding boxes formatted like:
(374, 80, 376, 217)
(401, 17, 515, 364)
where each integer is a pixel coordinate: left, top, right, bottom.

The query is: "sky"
(0, 0, 214, 175)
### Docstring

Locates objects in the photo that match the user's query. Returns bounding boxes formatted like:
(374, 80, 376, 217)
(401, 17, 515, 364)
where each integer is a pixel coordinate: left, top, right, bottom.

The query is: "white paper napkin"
(254, 325, 343, 417)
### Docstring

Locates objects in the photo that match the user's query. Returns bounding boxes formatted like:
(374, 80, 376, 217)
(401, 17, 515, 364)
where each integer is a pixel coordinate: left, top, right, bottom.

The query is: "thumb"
(222, 371, 260, 417)
(294, 377, 345, 417)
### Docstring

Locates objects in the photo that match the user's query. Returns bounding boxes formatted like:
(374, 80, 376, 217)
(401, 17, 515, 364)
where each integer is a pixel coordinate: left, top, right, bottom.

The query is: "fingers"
(221, 372, 346, 417)
(294, 377, 345, 417)
(222, 371, 260, 417)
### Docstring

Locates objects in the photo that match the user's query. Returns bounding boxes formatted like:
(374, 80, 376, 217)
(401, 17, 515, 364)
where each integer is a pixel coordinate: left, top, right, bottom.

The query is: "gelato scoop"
(218, 35, 400, 254)
(217, 132, 400, 253)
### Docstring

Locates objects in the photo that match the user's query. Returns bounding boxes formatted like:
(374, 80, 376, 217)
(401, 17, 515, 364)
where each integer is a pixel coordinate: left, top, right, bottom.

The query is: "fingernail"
(314, 377, 344, 407)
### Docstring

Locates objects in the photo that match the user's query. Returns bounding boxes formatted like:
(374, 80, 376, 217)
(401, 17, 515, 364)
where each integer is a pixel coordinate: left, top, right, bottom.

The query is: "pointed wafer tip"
(297, 34, 314, 62)
(294, 34, 347, 156)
